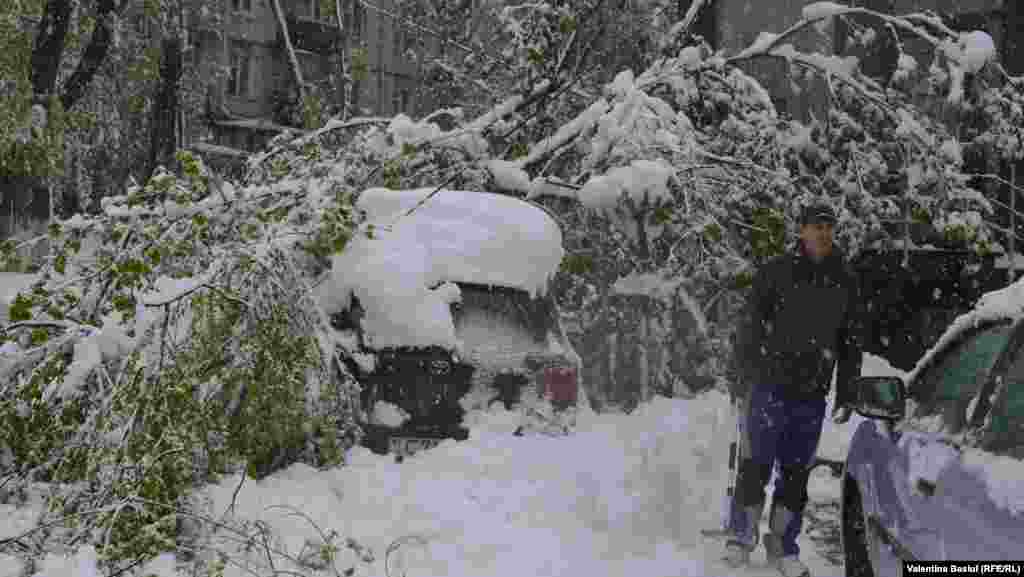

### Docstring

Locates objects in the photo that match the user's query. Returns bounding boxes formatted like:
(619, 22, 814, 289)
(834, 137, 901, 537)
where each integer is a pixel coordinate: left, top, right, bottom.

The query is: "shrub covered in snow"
(0, 150, 365, 566)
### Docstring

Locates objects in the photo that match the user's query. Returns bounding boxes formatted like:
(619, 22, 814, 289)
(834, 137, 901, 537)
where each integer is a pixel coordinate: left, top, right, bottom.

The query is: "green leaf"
(351, 48, 369, 82)
(560, 254, 593, 275)
(400, 142, 417, 158)
(303, 141, 321, 161)
(112, 294, 135, 313)
(144, 246, 162, 265)
(510, 142, 529, 160)
(703, 222, 722, 242)
(30, 328, 48, 345)
(118, 259, 149, 276)
(270, 157, 290, 178)
(382, 161, 401, 189)
(734, 270, 754, 289)
(127, 94, 148, 114)
(652, 206, 674, 226)
(9, 294, 32, 322)
(303, 94, 323, 130)
(559, 15, 577, 34)
(143, 0, 160, 18)
(527, 47, 544, 66)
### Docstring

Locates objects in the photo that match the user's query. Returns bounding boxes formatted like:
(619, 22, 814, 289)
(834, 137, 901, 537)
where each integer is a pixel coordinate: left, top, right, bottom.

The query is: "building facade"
(181, 0, 441, 156)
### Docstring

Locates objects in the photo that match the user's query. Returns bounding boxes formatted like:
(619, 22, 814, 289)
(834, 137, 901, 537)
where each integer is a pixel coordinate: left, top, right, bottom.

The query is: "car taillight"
(543, 366, 578, 406)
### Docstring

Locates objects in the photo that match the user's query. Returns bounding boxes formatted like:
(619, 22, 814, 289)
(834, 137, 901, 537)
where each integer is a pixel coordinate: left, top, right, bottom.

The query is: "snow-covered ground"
(0, 342, 903, 577)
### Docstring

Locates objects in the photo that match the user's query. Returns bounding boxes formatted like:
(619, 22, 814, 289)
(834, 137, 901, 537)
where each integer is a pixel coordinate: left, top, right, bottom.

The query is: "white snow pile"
(522, 99, 611, 183)
(484, 159, 531, 194)
(141, 273, 216, 306)
(0, 353, 904, 577)
(735, 31, 779, 59)
(580, 159, 675, 212)
(801, 1, 849, 21)
(372, 400, 411, 428)
(942, 30, 997, 104)
(320, 188, 564, 350)
(956, 31, 997, 74)
(186, 393, 844, 577)
(961, 449, 1024, 516)
(893, 52, 919, 82)
(588, 70, 696, 167)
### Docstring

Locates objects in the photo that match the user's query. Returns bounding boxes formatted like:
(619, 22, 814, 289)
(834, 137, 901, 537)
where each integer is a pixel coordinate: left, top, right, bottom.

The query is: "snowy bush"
(0, 149, 364, 566)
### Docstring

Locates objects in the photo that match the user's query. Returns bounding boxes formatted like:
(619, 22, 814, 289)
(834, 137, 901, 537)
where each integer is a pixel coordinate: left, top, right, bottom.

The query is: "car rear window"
(981, 344, 1024, 458)
(910, 323, 1013, 435)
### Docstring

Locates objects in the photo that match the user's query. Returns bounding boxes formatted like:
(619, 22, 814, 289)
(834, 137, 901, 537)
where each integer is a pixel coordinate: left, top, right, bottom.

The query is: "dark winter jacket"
(732, 242, 863, 406)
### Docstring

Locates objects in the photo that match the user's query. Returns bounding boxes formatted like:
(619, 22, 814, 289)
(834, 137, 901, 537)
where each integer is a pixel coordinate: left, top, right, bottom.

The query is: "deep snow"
(0, 352, 905, 577)
(4, 275, 1024, 577)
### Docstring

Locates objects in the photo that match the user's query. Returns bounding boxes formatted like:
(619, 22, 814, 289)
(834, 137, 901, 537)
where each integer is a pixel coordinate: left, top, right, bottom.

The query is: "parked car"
(325, 188, 583, 458)
(840, 291, 1024, 576)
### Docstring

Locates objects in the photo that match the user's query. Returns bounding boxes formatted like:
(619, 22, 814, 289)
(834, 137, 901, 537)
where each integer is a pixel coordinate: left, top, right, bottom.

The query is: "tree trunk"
(335, 0, 351, 120)
(638, 311, 649, 402)
(148, 37, 183, 182)
(415, 29, 424, 115)
(1012, 162, 1017, 284)
(31, 0, 74, 96)
(272, 0, 308, 103)
(607, 331, 618, 403)
(60, 0, 119, 111)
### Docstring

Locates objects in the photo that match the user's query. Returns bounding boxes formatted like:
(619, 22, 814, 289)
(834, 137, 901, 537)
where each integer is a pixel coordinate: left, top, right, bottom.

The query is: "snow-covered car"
(840, 279, 1024, 576)
(320, 188, 583, 457)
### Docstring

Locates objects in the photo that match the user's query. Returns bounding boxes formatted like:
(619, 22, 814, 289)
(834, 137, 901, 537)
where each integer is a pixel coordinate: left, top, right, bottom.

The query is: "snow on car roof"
(319, 188, 565, 350)
(905, 275, 1024, 384)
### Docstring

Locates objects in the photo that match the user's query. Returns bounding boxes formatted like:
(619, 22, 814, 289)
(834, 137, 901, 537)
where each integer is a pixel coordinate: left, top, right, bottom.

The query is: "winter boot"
(775, 555, 811, 577)
(767, 503, 811, 577)
(721, 540, 753, 568)
(763, 531, 784, 563)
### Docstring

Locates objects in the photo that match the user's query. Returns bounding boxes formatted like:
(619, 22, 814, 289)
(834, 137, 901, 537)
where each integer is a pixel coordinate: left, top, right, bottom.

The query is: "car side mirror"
(854, 376, 906, 422)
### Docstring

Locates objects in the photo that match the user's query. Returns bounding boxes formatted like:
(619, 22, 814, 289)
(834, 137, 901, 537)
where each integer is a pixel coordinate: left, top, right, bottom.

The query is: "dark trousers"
(728, 383, 827, 557)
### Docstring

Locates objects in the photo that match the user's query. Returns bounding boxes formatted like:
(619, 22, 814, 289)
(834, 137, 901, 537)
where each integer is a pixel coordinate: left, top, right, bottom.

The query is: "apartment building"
(183, 0, 439, 157)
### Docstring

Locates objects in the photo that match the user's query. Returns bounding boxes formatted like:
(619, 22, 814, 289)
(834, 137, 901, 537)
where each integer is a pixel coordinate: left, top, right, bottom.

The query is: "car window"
(979, 344, 1024, 459)
(909, 323, 1014, 435)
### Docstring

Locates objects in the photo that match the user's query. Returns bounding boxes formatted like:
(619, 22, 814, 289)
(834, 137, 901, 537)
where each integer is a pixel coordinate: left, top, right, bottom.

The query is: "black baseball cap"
(800, 203, 837, 225)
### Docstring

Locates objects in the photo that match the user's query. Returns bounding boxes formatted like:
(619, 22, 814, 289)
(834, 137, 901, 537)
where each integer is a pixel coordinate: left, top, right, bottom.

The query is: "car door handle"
(916, 478, 936, 497)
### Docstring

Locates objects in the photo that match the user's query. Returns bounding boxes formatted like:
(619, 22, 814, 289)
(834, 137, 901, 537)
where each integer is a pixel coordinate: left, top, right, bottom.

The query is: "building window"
(391, 91, 401, 114)
(228, 40, 251, 98)
(352, 1, 364, 38)
(231, 0, 252, 13)
(296, 0, 325, 21)
(404, 27, 415, 55)
(394, 26, 403, 61)
(191, 37, 202, 67)
(134, 13, 149, 36)
(297, 50, 320, 81)
(400, 88, 410, 113)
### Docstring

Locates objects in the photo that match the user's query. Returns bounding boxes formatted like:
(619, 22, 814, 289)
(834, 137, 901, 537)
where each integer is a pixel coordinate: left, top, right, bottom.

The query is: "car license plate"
(389, 436, 441, 457)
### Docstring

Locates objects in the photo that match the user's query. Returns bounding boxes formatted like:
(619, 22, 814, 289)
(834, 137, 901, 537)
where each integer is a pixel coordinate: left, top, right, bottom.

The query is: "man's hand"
(832, 405, 853, 424)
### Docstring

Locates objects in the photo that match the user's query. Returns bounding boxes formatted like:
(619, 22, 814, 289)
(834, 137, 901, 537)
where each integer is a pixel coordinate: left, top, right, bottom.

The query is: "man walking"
(724, 202, 862, 577)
